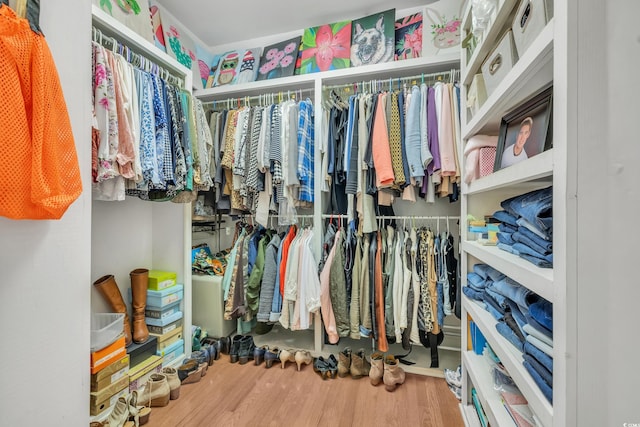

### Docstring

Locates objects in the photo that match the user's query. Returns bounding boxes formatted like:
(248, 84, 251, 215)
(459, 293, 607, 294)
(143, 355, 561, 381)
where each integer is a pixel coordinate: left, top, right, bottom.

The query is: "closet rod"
(92, 26, 184, 87)
(201, 88, 315, 109)
(322, 69, 460, 92)
(321, 214, 460, 220)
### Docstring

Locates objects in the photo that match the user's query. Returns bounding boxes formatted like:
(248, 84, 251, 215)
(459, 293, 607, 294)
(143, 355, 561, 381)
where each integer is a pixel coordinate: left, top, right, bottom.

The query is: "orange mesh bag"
(0, 5, 82, 220)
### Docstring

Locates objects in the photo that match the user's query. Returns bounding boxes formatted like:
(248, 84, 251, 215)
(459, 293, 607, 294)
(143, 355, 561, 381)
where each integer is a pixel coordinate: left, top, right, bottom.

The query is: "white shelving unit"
(459, 1, 559, 426)
(194, 48, 462, 376)
(90, 4, 193, 376)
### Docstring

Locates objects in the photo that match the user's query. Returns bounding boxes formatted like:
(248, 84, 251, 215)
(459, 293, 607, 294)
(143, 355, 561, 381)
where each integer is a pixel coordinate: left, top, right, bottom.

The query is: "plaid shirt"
(297, 99, 314, 203)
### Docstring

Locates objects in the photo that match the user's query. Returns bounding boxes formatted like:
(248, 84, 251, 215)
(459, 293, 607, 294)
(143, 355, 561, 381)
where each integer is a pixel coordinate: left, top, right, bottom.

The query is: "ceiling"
(155, 0, 437, 47)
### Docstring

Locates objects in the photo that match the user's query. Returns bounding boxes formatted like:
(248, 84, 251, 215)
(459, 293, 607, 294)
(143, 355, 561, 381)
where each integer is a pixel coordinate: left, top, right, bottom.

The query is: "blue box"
(145, 311, 183, 327)
(145, 300, 181, 320)
(159, 339, 185, 365)
(129, 285, 184, 309)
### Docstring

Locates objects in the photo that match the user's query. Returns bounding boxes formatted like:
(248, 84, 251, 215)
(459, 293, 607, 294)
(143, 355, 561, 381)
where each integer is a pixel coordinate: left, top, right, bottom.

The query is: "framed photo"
(494, 86, 553, 171)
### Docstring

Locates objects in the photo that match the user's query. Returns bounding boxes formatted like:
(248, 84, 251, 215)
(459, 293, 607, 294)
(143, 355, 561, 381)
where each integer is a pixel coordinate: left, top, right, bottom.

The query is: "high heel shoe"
(254, 345, 268, 366)
(294, 350, 312, 371)
(136, 373, 170, 407)
(264, 346, 279, 368)
(278, 348, 296, 369)
(127, 390, 151, 426)
(161, 367, 181, 400)
(326, 354, 339, 379)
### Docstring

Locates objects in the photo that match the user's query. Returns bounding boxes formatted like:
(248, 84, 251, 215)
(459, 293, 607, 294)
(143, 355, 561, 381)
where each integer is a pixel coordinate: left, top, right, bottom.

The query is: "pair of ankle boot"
(136, 371, 179, 407)
(229, 335, 256, 364)
(177, 358, 207, 384)
(254, 345, 280, 368)
(277, 348, 313, 371)
(313, 354, 339, 380)
(201, 336, 230, 356)
(337, 347, 372, 379)
(369, 352, 406, 392)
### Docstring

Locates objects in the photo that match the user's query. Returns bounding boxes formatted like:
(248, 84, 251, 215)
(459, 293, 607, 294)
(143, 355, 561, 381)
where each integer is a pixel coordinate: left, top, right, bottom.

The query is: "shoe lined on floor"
(369, 352, 384, 386)
(177, 359, 202, 385)
(278, 348, 297, 369)
(161, 367, 181, 400)
(383, 355, 406, 392)
(338, 347, 352, 378)
(229, 335, 244, 363)
(294, 350, 312, 371)
(313, 356, 332, 380)
(350, 349, 371, 379)
(136, 373, 170, 407)
(254, 345, 268, 366)
(444, 365, 462, 389)
(238, 335, 256, 365)
(127, 390, 151, 426)
(264, 346, 280, 368)
(448, 383, 462, 400)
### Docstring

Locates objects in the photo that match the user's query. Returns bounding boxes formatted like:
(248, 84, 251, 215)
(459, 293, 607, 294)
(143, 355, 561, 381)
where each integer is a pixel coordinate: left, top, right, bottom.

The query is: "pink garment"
(438, 84, 457, 177)
(463, 135, 498, 184)
(106, 52, 135, 179)
(371, 93, 395, 188)
(319, 232, 340, 344)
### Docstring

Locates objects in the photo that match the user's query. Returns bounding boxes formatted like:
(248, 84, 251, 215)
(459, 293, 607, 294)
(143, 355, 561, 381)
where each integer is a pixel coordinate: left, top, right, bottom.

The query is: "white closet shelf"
(459, 403, 483, 427)
(461, 0, 518, 85)
(464, 149, 553, 195)
(463, 20, 554, 139)
(465, 297, 553, 427)
(91, 4, 190, 78)
(463, 351, 516, 427)
(194, 53, 459, 102)
(463, 241, 553, 302)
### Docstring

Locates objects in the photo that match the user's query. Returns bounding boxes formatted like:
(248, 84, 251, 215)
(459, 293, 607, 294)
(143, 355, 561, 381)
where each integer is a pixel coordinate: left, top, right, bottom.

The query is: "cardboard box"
(151, 327, 184, 351)
(147, 318, 183, 336)
(91, 335, 126, 374)
(147, 270, 177, 291)
(127, 335, 157, 370)
(89, 375, 129, 416)
(145, 311, 183, 327)
(161, 340, 185, 366)
(145, 300, 181, 320)
(91, 354, 130, 392)
(128, 354, 163, 393)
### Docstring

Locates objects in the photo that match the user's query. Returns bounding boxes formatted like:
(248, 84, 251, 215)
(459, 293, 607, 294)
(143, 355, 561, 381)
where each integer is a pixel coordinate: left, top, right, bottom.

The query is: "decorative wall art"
(212, 48, 261, 87)
(350, 9, 395, 67)
(395, 12, 423, 60)
(148, 0, 165, 52)
(299, 20, 352, 74)
(257, 36, 301, 81)
(423, 0, 463, 55)
(94, 0, 154, 43)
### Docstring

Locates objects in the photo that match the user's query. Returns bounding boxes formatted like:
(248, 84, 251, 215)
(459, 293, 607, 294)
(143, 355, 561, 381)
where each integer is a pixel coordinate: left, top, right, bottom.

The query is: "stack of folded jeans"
(523, 299, 553, 403)
(463, 263, 505, 305)
(494, 186, 553, 268)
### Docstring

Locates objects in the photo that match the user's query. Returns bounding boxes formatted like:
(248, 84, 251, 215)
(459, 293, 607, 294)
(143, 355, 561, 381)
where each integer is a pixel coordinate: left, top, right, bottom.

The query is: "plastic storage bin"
(91, 313, 124, 352)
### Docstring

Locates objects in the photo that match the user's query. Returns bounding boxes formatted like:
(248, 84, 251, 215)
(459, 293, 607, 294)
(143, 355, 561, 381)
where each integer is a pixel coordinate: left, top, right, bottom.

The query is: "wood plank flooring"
(146, 356, 463, 427)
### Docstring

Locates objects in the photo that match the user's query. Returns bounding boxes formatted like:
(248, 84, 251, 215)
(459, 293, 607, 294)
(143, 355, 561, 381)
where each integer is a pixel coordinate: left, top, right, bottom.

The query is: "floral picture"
(350, 9, 395, 67)
(423, 0, 463, 55)
(395, 12, 423, 60)
(299, 20, 352, 74)
(257, 36, 301, 81)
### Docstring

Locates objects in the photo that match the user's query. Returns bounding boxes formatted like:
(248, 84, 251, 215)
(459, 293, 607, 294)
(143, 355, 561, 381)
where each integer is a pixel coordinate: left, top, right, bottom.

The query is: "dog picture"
(351, 10, 395, 67)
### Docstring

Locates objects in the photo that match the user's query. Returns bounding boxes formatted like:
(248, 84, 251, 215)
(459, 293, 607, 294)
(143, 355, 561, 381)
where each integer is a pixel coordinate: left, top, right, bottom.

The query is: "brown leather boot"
(93, 274, 132, 346)
(337, 347, 351, 377)
(369, 352, 384, 386)
(350, 349, 371, 379)
(383, 355, 406, 392)
(130, 268, 149, 344)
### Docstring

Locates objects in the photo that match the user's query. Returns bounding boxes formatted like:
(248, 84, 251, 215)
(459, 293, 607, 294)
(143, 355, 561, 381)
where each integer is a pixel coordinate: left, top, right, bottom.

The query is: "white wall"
(0, 1, 92, 425)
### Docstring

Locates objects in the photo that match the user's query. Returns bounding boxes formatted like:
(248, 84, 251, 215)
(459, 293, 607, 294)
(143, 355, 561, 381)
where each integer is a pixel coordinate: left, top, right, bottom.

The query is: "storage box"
(147, 270, 177, 291)
(158, 338, 185, 365)
(89, 375, 129, 416)
(91, 335, 126, 374)
(192, 275, 235, 338)
(481, 30, 519, 96)
(91, 313, 125, 352)
(511, 0, 550, 57)
(128, 284, 183, 309)
(127, 335, 158, 370)
(150, 327, 183, 351)
(466, 74, 488, 118)
(89, 384, 128, 417)
(479, 146, 497, 177)
(147, 317, 183, 336)
(128, 354, 163, 393)
(145, 300, 182, 321)
(146, 311, 183, 328)
(91, 354, 130, 392)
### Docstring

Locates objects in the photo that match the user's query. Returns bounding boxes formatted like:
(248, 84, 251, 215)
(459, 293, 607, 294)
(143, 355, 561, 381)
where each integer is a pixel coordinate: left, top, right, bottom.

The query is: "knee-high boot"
(93, 275, 132, 347)
(130, 268, 149, 344)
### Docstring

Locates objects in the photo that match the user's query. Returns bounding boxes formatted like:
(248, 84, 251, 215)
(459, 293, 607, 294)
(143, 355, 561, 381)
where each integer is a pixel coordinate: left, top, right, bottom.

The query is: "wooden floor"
(146, 356, 463, 427)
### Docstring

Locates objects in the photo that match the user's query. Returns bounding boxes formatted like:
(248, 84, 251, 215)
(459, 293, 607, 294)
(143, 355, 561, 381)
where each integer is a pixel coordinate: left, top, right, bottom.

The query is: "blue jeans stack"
(494, 186, 553, 268)
(465, 264, 554, 403)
